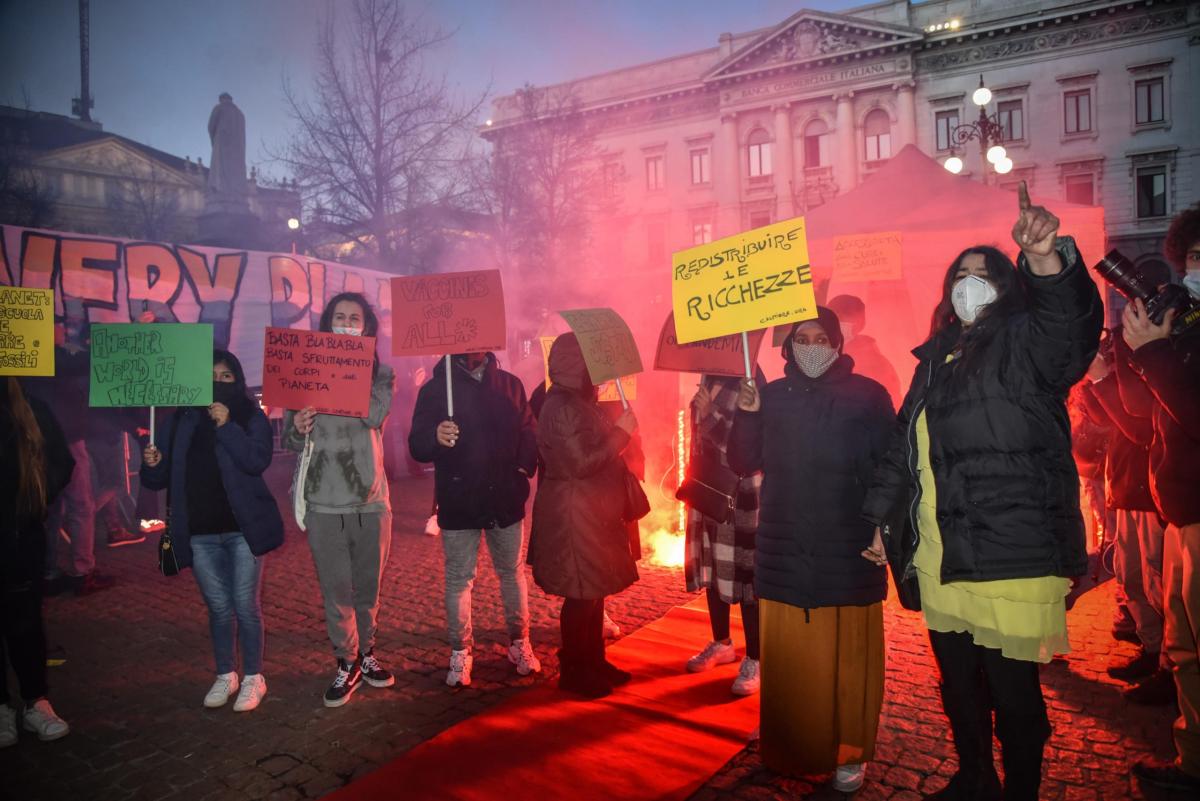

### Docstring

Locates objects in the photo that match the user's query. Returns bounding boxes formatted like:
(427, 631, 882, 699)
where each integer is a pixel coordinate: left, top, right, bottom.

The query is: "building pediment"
(34, 138, 196, 186)
(705, 11, 924, 82)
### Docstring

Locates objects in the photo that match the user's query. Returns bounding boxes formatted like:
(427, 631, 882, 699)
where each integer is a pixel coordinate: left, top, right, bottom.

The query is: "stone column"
(774, 103, 795, 219)
(896, 81, 917, 150)
(834, 92, 858, 194)
(719, 112, 740, 236)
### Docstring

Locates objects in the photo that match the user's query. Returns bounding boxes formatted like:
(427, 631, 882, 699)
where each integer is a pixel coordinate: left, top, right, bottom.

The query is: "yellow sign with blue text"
(0, 286, 55, 376)
(671, 218, 816, 344)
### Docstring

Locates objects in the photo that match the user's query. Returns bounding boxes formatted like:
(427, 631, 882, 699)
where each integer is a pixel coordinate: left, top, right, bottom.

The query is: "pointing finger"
(1017, 180, 1031, 211)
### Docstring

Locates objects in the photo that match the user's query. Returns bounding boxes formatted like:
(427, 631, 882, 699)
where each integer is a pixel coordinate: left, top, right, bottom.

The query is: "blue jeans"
(441, 522, 529, 650)
(190, 532, 265, 675)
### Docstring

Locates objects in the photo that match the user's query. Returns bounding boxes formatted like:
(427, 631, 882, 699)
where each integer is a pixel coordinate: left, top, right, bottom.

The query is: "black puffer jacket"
(728, 354, 895, 609)
(862, 242, 1103, 583)
(1084, 374, 1156, 512)
(409, 354, 538, 530)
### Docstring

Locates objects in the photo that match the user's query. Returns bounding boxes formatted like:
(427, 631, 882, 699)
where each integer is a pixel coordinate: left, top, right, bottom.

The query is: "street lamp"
(287, 217, 302, 255)
(943, 75, 1012, 184)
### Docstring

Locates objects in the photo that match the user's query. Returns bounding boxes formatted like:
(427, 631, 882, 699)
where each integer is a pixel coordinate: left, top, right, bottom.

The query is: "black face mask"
(212, 381, 241, 405)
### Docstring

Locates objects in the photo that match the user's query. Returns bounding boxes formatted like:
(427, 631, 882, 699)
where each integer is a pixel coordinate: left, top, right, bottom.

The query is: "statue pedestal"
(197, 208, 260, 249)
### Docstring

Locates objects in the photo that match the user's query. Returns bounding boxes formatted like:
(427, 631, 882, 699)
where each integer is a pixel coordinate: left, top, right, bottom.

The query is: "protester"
(729, 308, 894, 793)
(861, 184, 1103, 801)
(1085, 333, 1173, 704)
(528, 333, 640, 699)
(408, 351, 541, 688)
(140, 350, 283, 712)
(827, 294, 902, 409)
(530, 378, 627, 640)
(29, 320, 116, 596)
(1067, 360, 1110, 550)
(1125, 203, 1200, 794)
(1, 377, 74, 746)
(283, 293, 396, 708)
(683, 374, 763, 697)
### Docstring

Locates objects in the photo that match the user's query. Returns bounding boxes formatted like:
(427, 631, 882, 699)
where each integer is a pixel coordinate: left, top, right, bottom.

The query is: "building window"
(863, 109, 891, 162)
(690, 148, 710, 185)
(997, 100, 1024, 142)
(747, 129, 772, 178)
(1135, 78, 1164, 125)
(1136, 167, 1167, 218)
(803, 119, 830, 168)
(1064, 90, 1091, 134)
(691, 222, 713, 245)
(645, 155, 664, 191)
(602, 162, 622, 198)
(935, 110, 959, 152)
(748, 210, 771, 229)
(1064, 174, 1094, 206)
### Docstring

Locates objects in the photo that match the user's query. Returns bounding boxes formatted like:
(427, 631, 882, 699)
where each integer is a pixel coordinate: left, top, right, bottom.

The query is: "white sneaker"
(832, 762, 867, 793)
(686, 640, 737, 673)
(446, 648, 473, 687)
(203, 672, 240, 708)
(507, 638, 542, 676)
(0, 704, 17, 748)
(424, 515, 440, 536)
(731, 657, 760, 696)
(232, 674, 267, 712)
(602, 611, 621, 639)
(22, 699, 69, 741)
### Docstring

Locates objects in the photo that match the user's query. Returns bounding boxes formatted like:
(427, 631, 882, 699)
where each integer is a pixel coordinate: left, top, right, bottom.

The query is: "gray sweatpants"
(306, 510, 392, 660)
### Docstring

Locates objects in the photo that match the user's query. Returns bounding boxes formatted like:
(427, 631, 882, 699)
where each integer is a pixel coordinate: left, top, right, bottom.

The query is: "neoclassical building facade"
(486, 0, 1198, 282)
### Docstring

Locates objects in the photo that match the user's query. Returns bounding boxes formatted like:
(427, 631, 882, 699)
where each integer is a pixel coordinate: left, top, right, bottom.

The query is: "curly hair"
(1165, 202, 1200, 272)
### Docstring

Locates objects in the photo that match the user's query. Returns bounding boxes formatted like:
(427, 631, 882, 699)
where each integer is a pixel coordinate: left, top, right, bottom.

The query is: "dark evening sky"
(0, 0, 860, 176)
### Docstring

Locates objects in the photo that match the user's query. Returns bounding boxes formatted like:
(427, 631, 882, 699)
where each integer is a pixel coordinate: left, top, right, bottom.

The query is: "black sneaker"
(72, 571, 117, 596)
(358, 650, 395, 688)
(106, 528, 146, 548)
(1123, 668, 1177, 706)
(1107, 648, 1158, 683)
(323, 659, 361, 707)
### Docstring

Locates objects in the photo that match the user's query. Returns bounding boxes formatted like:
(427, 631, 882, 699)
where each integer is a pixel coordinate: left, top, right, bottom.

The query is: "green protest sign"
(89, 323, 214, 407)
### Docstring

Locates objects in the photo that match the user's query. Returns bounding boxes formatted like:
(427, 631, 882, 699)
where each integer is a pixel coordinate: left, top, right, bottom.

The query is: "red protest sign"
(391, 270, 506, 357)
(654, 312, 766, 377)
(261, 327, 375, 417)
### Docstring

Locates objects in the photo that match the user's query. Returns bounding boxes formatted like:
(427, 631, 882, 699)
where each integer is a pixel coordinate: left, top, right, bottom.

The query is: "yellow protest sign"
(0, 287, 55, 376)
(833, 231, 903, 282)
(671, 218, 816, 344)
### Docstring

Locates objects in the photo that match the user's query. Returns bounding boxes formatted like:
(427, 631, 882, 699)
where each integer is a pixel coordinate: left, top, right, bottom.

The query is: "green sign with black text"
(89, 323, 214, 407)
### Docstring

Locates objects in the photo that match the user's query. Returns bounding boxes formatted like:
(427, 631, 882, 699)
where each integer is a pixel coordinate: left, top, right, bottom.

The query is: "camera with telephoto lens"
(1092, 249, 1200, 335)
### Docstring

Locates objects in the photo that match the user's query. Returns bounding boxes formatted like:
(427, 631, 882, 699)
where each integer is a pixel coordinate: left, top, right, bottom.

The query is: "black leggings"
(706, 585, 760, 660)
(0, 537, 49, 706)
(928, 629, 1050, 801)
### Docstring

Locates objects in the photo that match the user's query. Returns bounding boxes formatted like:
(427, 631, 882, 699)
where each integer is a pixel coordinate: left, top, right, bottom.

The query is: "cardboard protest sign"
(391, 270, 506, 357)
(833, 232, 902, 282)
(654, 312, 765, 377)
(89, 323, 213, 407)
(0, 286, 54, 376)
(261, 327, 376, 417)
(672, 218, 817, 344)
(558, 308, 643, 385)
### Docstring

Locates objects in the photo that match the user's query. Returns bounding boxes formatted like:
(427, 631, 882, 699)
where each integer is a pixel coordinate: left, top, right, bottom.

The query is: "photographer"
(1122, 203, 1200, 794)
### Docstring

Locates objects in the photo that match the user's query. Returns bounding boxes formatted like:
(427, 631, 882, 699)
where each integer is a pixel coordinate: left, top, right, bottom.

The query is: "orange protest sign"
(391, 270, 506, 356)
(832, 232, 903, 282)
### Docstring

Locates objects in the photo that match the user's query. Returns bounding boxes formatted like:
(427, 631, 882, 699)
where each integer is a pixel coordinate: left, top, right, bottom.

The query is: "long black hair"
(928, 246, 1029, 373)
(319, 292, 381, 377)
(212, 348, 256, 426)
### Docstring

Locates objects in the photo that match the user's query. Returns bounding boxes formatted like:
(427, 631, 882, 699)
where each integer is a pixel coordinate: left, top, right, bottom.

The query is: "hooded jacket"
(284, 362, 395, 515)
(728, 308, 895, 609)
(862, 240, 1103, 584)
(528, 334, 639, 600)
(408, 353, 537, 530)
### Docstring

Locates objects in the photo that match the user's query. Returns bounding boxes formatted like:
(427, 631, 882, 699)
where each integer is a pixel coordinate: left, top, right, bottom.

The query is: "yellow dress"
(913, 409, 1070, 663)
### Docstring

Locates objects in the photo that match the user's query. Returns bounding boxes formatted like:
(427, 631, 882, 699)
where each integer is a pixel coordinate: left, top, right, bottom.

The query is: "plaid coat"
(684, 377, 761, 605)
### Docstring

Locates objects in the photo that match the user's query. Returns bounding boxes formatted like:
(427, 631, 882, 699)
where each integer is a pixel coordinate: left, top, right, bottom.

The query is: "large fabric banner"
(0, 224, 399, 385)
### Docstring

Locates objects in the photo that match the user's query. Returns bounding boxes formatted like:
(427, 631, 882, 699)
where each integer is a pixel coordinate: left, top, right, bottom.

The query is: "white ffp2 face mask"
(791, 343, 839, 378)
(951, 275, 998, 324)
(332, 325, 363, 336)
(1183, 270, 1200, 299)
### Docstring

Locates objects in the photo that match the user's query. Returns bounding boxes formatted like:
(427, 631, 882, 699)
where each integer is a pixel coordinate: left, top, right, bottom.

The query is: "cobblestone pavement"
(1, 455, 1182, 801)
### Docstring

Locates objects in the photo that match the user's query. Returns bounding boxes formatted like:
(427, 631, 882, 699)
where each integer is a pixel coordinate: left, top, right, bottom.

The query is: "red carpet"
(329, 599, 759, 801)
